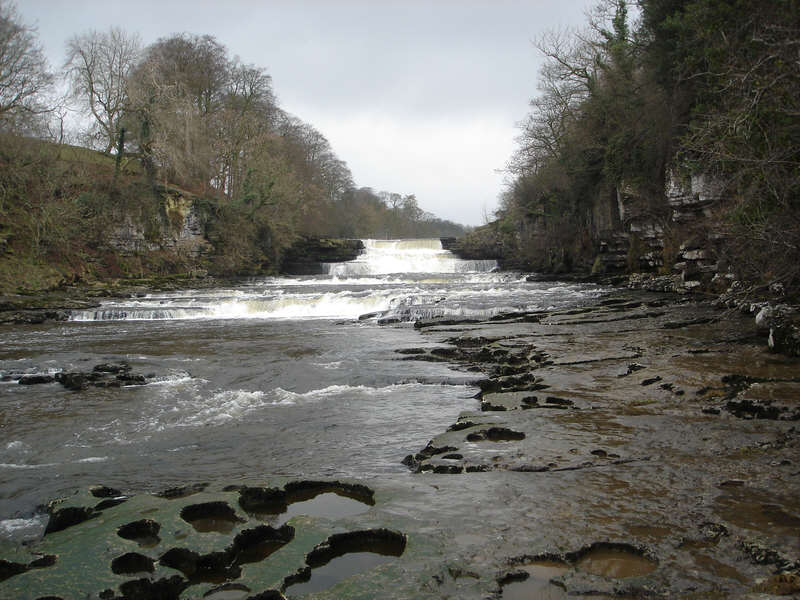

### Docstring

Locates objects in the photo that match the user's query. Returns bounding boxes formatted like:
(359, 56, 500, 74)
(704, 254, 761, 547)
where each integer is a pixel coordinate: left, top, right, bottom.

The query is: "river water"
(0, 239, 604, 542)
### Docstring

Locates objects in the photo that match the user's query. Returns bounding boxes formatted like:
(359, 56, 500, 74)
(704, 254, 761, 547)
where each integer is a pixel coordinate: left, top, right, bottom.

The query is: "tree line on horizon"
(0, 1, 467, 289)
(473, 0, 798, 294)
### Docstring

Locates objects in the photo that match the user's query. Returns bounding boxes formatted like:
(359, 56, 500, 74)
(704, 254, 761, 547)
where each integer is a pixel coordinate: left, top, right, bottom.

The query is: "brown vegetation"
(480, 0, 799, 297)
(0, 3, 468, 293)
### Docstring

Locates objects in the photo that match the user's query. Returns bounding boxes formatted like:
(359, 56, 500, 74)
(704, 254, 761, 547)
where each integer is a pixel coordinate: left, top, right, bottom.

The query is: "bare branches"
(0, 0, 53, 132)
(64, 27, 140, 153)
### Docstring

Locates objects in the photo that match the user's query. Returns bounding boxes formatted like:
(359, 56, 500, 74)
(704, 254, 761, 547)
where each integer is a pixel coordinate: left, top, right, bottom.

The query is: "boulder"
(753, 304, 800, 356)
(755, 304, 796, 332)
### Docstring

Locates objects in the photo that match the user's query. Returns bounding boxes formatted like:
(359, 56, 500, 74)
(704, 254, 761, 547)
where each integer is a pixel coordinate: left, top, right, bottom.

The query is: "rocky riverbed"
(1, 289, 798, 599)
(402, 290, 799, 598)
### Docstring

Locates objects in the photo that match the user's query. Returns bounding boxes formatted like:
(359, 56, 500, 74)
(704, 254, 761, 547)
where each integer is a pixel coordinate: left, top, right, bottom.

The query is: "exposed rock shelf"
(280, 237, 365, 275)
(400, 290, 800, 597)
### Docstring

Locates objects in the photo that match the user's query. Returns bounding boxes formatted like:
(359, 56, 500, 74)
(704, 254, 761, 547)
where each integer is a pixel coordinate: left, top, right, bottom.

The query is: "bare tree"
(64, 27, 140, 153)
(143, 33, 229, 116)
(0, 0, 52, 132)
(127, 34, 230, 189)
(215, 60, 277, 198)
(510, 1, 637, 178)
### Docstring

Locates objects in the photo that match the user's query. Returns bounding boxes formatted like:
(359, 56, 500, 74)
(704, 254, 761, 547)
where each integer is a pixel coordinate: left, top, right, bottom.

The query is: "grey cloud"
(20, 0, 592, 225)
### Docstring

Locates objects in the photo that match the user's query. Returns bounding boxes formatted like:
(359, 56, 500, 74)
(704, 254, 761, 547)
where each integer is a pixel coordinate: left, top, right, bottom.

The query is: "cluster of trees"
(489, 0, 799, 292)
(0, 1, 465, 289)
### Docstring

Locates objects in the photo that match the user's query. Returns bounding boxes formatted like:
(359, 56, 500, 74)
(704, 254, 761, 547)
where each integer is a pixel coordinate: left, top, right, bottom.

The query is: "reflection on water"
(575, 547, 658, 578)
(502, 562, 571, 600)
(204, 584, 251, 600)
(713, 485, 800, 543)
(277, 492, 370, 525)
(284, 551, 395, 597)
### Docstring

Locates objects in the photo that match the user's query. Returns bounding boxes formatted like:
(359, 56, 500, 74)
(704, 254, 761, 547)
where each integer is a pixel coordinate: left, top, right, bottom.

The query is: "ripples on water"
(0, 239, 605, 540)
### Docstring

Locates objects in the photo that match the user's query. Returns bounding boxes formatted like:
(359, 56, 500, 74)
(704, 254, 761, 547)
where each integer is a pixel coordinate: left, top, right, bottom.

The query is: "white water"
(325, 239, 497, 277)
(68, 239, 602, 322)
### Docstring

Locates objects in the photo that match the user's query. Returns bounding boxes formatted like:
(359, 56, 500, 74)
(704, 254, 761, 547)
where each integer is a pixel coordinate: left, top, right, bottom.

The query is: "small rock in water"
(18, 374, 55, 385)
(55, 372, 88, 390)
(93, 362, 131, 374)
(90, 485, 122, 498)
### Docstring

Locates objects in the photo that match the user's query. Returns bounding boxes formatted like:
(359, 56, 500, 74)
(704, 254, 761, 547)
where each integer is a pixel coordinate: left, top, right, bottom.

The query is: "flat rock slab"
(408, 290, 800, 597)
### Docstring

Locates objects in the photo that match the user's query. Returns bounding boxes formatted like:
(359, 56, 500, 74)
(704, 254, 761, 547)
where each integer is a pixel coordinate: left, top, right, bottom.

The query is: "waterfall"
(324, 239, 497, 277)
(69, 239, 501, 322)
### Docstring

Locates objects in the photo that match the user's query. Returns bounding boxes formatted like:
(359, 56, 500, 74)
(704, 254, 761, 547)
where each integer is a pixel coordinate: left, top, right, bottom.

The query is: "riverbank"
(0, 274, 238, 325)
(401, 288, 800, 597)
(0, 237, 367, 324)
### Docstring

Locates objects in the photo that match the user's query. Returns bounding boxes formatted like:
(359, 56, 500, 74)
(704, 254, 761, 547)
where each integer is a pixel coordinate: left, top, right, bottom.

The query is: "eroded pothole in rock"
(44, 506, 97, 535)
(110, 551, 155, 575)
(202, 582, 253, 599)
(501, 543, 659, 597)
(229, 524, 295, 565)
(466, 427, 526, 442)
(160, 523, 295, 584)
(278, 481, 374, 525)
(500, 561, 571, 600)
(278, 493, 371, 526)
(568, 543, 658, 579)
(282, 528, 406, 597)
(160, 547, 241, 584)
(235, 481, 375, 524)
(180, 501, 245, 534)
(117, 518, 161, 547)
(119, 575, 188, 599)
(237, 486, 288, 518)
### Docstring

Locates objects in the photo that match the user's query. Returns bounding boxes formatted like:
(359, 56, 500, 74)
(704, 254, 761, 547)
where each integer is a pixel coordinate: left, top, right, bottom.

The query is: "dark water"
(0, 239, 604, 542)
(283, 551, 396, 596)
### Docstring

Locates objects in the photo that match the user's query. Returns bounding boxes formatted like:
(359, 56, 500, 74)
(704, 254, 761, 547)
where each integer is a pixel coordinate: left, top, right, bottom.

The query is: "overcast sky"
(19, 0, 594, 226)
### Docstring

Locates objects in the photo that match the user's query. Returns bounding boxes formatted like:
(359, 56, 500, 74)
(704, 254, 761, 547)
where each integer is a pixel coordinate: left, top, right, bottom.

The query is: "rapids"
(0, 239, 605, 542)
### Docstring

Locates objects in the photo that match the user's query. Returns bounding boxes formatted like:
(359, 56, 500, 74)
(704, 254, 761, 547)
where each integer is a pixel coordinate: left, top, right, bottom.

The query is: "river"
(0, 239, 605, 543)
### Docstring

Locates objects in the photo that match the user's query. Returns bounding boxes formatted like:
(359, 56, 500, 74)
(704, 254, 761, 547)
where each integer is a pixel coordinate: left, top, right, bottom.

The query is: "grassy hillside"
(0, 135, 207, 294)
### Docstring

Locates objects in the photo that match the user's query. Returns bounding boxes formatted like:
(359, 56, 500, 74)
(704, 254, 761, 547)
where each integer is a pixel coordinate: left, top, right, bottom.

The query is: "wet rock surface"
(402, 290, 799, 598)
(0, 480, 392, 599)
(2, 290, 799, 599)
(2, 361, 152, 391)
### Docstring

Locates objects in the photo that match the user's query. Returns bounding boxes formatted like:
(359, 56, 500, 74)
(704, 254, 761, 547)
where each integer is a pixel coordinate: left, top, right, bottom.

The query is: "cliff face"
(592, 171, 735, 293)
(281, 238, 365, 275)
(456, 169, 735, 294)
(108, 190, 212, 260)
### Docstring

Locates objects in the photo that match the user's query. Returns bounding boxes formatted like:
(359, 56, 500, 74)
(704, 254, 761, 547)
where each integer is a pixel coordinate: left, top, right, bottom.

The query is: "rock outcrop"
(108, 189, 211, 260)
(281, 237, 364, 275)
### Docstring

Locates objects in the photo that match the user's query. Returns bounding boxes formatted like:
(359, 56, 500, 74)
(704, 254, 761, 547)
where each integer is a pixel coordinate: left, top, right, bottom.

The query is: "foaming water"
(69, 277, 601, 325)
(325, 238, 497, 277)
(69, 239, 508, 323)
